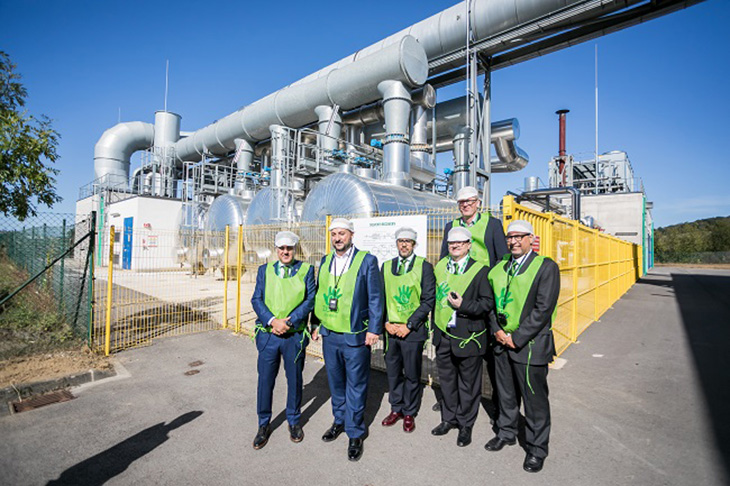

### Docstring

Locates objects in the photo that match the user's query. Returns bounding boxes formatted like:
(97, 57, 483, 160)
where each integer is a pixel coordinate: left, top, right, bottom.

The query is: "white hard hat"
(275, 231, 299, 247)
(506, 220, 534, 235)
(455, 186, 480, 202)
(395, 227, 417, 242)
(328, 217, 354, 232)
(447, 226, 472, 242)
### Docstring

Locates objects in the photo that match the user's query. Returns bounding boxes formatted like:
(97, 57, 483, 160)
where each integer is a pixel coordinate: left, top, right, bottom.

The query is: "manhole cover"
(184, 370, 200, 376)
(188, 360, 204, 367)
(12, 390, 75, 413)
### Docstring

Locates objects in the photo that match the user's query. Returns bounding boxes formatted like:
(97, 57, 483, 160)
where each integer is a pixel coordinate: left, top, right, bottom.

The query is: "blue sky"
(2, 0, 728, 228)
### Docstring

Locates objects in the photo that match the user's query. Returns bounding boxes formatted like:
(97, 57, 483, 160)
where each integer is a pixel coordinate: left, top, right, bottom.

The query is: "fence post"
(235, 225, 243, 334)
(105, 225, 115, 356)
(325, 215, 332, 254)
(223, 225, 230, 328)
(594, 229, 599, 321)
(88, 212, 96, 347)
(572, 221, 580, 341)
(59, 218, 66, 312)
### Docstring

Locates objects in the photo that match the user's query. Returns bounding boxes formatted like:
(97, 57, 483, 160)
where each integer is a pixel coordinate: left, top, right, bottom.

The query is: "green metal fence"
(0, 212, 95, 360)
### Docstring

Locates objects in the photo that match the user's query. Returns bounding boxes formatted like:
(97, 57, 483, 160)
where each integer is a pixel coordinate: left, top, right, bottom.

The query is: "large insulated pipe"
(379, 80, 413, 188)
(152, 111, 181, 197)
(410, 102, 436, 184)
(452, 127, 471, 194)
(94, 121, 155, 189)
(173, 36, 428, 162)
(489, 119, 529, 173)
(314, 105, 343, 153)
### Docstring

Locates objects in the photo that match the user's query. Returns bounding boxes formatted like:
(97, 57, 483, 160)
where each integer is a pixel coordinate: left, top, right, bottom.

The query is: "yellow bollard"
(105, 226, 114, 356)
(235, 224, 243, 334)
(223, 225, 230, 328)
(325, 215, 332, 254)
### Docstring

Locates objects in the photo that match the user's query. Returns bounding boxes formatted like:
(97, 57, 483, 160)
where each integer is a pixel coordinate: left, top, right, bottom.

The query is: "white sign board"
(352, 214, 428, 267)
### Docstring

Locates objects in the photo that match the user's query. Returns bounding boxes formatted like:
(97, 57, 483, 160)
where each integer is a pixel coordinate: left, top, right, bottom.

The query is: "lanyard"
(332, 247, 354, 289)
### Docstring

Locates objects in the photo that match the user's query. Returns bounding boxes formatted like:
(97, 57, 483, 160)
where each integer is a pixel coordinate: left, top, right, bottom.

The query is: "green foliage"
(0, 51, 62, 221)
(654, 216, 730, 263)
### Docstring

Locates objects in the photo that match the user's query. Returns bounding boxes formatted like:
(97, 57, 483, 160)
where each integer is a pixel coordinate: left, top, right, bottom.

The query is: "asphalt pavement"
(1, 266, 728, 486)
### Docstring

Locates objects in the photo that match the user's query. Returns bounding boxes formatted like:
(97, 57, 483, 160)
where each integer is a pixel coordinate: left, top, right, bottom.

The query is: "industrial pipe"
(93, 121, 154, 189)
(379, 80, 413, 188)
(519, 187, 581, 220)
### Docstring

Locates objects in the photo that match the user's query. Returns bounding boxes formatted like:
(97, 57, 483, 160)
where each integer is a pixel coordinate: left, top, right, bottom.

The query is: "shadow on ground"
(46, 411, 203, 486)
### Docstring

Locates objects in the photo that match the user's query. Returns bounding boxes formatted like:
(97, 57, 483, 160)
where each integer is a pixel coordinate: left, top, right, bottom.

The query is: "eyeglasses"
(448, 241, 469, 246)
(277, 246, 295, 251)
(458, 198, 479, 206)
(505, 234, 530, 242)
(396, 239, 414, 245)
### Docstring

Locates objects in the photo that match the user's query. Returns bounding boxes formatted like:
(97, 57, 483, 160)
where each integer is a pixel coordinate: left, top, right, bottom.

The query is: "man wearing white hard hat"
(311, 217, 383, 461)
(379, 227, 435, 433)
(484, 220, 560, 474)
(431, 225, 494, 448)
(439, 186, 508, 267)
(250, 230, 316, 450)
(435, 185, 507, 416)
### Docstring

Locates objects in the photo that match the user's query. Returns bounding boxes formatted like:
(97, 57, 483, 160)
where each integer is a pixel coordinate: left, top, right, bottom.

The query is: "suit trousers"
(384, 338, 425, 416)
(322, 331, 371, 439)
(494, 349, 551, 458)
(435, 339, 483, 428)
(256, 330, 307, 427)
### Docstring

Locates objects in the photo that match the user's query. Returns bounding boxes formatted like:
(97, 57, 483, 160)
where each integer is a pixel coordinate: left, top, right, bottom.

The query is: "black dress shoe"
(523, 454, 545, 473)
(431, 421, 457, 436)
(484, 436, 517, 452)
(432, 401, 441, 412)
(456, 426, 472, 447)
(322, 423, 345, 442)
(289, 424, 304, 443)
(348, 438, 364, 462)
(253, 424, 271, 450)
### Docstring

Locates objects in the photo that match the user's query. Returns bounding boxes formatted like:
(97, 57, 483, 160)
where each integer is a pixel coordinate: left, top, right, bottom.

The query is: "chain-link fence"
(0, 213, 95, 360)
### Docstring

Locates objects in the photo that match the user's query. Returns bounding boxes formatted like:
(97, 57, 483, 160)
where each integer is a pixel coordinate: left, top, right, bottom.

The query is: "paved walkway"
(1, 266, 728, 485)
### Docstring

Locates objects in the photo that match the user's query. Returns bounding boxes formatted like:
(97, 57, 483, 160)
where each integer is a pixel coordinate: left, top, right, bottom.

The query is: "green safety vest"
(383, 256, 424, 324)
(262, 261, 311, 333)
(453, 214, 490, 266)
(487, 254, 556, 333)
(433, 257, 485, 333)
(314, 250, 368, 333)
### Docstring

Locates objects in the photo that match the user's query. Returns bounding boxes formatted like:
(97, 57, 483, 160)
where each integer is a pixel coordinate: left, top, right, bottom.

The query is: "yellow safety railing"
(501, 195, 642, 355)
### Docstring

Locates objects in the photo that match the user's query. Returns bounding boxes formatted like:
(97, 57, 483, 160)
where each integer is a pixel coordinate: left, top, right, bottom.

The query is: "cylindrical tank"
(174, 202, 207, 273)
(202, 194, 250, 270)
(299, 172, 455, 257)
(244, 188, 300, 258)
(524, 176, 540, 192)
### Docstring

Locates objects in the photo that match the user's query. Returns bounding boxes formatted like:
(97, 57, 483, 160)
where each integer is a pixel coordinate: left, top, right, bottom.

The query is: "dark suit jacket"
(439, 213, 508, 268)
(313, 247, 384, 346)
(432, 258, 495, 358)
(251, 260, 316, 330)
(489, 252, 560, 365)
(381, 256, 435, 342)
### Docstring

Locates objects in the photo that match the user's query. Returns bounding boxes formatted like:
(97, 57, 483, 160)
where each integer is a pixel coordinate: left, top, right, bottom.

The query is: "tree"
(0, 51, 62, 221)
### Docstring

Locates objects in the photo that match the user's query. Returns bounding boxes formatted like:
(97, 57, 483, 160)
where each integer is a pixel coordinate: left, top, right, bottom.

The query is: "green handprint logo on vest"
(322, 286, 343, 311)
(436, 282, 450, 309)
(393, 285, 413, 306)
(496, 287, 513, 318)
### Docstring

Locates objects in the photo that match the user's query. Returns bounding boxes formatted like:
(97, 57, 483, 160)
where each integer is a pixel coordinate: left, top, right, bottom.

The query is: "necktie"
(508, 260, 518, 277)
(398, 259, 407, 275)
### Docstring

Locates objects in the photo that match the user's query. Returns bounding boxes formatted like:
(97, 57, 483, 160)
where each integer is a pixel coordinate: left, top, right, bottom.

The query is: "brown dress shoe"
(381, 411, 404, 427)
(403, 415, 415, 433)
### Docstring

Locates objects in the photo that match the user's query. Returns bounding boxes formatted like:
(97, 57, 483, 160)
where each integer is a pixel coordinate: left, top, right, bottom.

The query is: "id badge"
(328, 298, 339, 311)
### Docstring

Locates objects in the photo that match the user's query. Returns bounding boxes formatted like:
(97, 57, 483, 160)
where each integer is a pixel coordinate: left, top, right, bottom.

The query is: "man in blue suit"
(312, 217, 383, 462)
(250, 230, 316, 450)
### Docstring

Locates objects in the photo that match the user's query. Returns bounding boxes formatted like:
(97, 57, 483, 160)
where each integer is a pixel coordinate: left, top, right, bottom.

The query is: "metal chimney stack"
(556, 109, 569, 187)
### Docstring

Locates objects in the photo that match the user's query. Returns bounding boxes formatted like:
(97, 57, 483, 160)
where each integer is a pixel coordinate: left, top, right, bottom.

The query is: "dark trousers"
(494, 350, 551, 458)
(384, 338, 425, 416)
(256, 330, 307, 427)
(322, 332, 371, 439)
(435, 339, 483, 428)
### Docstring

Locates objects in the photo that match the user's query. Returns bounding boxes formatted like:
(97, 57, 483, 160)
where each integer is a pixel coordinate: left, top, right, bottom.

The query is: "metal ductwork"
(489, 119, 529, 173)
(172, 36, 428, 162)
(519, 187, 581, 220)
(94, 122, 155, 189)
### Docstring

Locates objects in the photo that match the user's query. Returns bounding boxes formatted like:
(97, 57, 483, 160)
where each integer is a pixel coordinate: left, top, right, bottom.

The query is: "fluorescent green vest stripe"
(453, 214, 490, 266)
(262, 261, 310, 332)
(433, 257, 484, 333)
(383, 256, 424, 324)
(314, 250, 368, 333)
(488, 254, 555, 333)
